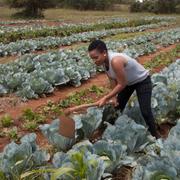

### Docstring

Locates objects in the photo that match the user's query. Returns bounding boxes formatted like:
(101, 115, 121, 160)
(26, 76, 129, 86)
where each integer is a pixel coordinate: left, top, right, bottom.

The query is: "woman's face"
(89, 49, 107, 66)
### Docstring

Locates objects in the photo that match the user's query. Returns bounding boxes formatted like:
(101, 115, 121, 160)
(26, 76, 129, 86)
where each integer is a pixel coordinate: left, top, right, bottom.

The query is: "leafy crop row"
(0, 28, 179, 100)
(0, 16, 174, 43)
(0, 22, 171, 57)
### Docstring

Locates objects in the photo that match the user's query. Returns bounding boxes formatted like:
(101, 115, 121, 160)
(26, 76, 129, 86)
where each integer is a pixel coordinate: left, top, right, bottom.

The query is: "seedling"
(22, 108, 36, 121)
(22, 108, 45, 123)
(89, 85, 105, 96)
(24, 121, 38, 132)
(1, 114, 13, 127)
(8, 127, 19, 141)
(59, 99, 71, 108)
(0, 131, 6, 138)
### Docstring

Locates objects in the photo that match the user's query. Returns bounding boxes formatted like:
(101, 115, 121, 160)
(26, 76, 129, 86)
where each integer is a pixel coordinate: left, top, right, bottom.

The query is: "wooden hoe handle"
(64, 101, 114, 115)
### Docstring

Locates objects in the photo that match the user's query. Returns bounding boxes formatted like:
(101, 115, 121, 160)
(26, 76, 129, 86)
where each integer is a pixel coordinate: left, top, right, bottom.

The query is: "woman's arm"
(107, 75, 117, 89)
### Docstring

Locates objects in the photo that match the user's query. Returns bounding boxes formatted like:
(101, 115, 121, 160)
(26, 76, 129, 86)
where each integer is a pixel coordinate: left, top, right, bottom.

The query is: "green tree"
(154, 0, 177, 14)
(5, 0, 57, 18)
(64, 0, 111, 10)
(130, 1, 142, 12)
(130, 0, 180, 14)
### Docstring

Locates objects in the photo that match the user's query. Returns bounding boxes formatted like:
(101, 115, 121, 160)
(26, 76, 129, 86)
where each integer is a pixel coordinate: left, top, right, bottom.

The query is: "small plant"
(7, 127, 19, 141)
(51, 105, 63, 115)
(23, 121, 38, 132)
(58, 86, 107, 109)
(22, 108, 36, 121)
(0, 131, 6, 138)
(71, 151, 88, 178)
(47, 100, 54, 107)
(1, 114, 13, 127)
(89, 85, 105, 96)
(59, 91, 84, 108)
(22, 108, 45, 123)
(59, 99, 71, 108)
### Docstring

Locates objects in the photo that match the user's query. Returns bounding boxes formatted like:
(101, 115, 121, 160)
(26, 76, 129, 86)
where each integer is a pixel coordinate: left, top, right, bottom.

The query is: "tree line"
(130, 0, 180, 14)
(5, 0, 180, 18)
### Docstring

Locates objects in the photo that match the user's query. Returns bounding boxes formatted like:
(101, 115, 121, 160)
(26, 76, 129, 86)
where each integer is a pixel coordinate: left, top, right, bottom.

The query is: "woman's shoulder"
(108, 51, 122, 59)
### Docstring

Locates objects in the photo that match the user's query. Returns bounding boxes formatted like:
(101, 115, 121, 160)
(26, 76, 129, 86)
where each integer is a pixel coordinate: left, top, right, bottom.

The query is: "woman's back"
(106, 51, 149, 85)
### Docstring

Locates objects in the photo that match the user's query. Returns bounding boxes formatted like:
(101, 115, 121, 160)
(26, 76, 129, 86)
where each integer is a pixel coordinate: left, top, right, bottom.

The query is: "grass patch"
(7, 127, 19, 140)
(39, 85, 108, 119)
(144, 44, 180, 72)
(0, 114, 13, 127)
(21, 108, 46, 131)
(0, 7, 17, 19)
(44, 8, 162, 22)
(0, 7, 174, 22)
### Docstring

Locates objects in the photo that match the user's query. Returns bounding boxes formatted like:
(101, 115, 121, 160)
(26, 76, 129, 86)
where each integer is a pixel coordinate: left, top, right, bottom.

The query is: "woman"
(88, 39, 159, 138)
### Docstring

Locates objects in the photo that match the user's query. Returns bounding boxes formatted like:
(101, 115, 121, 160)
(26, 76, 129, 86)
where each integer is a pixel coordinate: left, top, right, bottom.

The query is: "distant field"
(0, 6, 17, 19)
(45, 9, 180, 24)
(0, 5, 179, 24)
(0, 6, 175, 23)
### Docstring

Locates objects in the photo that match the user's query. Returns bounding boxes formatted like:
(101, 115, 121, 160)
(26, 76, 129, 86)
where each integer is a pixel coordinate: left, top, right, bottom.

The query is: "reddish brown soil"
(0, 43, 179, 152)
(0, 137, 9, 151)
(0, 73, 108, 119)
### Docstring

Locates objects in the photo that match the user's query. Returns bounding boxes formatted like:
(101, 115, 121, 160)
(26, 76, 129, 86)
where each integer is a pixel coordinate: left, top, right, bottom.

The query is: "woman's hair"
(88, 39, 107, 53)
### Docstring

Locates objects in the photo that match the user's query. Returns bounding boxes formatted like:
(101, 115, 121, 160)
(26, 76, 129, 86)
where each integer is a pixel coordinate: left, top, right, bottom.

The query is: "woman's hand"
(96, 96, 119, 107)
(97, 96, 108, 107)
(109, 97, 119, 107)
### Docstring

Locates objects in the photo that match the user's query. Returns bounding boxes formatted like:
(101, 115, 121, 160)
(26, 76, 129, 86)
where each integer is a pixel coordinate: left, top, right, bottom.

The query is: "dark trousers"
(117, 76, 157, 137)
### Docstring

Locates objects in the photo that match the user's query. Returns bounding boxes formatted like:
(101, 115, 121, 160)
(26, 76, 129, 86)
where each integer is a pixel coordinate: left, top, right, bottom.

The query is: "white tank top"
(105, 51, 149, 86)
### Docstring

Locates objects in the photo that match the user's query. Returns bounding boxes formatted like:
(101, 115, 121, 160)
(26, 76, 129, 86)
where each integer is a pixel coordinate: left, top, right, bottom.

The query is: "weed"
(23, 121, 38, 131)
(8, 127, 19, 141)
(22, 108, 45, 123)
(1, 114, 13, 127)
(89, 85, 105, 96)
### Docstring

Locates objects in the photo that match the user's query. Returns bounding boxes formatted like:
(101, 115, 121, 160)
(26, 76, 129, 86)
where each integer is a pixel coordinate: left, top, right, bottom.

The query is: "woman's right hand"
(108, 97, 119, 107)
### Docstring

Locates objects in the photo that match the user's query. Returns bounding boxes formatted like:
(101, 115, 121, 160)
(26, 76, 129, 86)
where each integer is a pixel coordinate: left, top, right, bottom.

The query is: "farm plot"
(0, 22, 172, 57)
(0, 28, 179, 100)
(0, 13, 180, 180)
(0, 59, 180, 179)
(0, 16, 175, 43)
